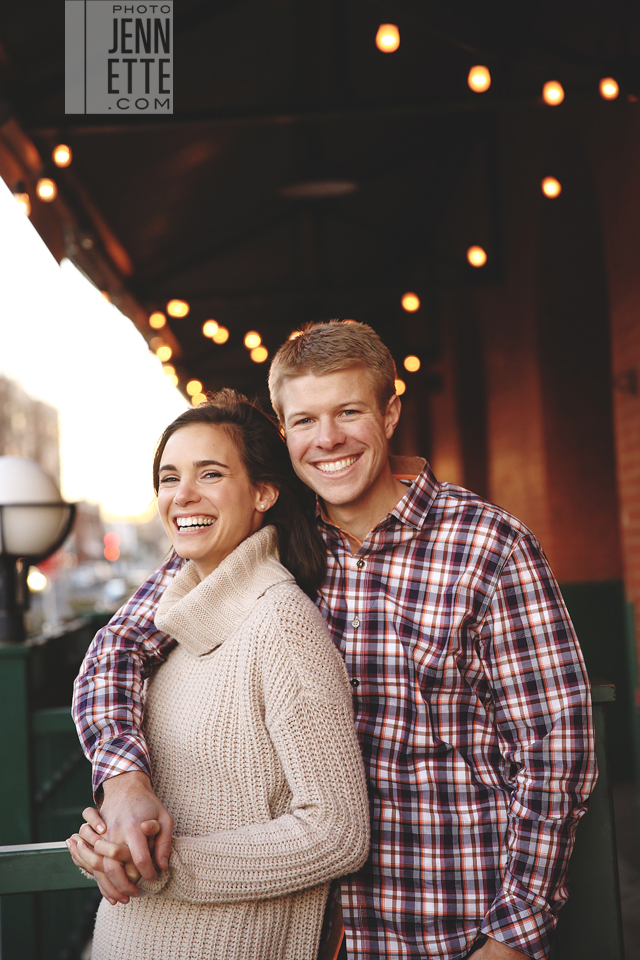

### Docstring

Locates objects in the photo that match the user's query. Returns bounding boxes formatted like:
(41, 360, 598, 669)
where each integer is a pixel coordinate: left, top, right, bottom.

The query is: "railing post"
(0, 643, 37, 957)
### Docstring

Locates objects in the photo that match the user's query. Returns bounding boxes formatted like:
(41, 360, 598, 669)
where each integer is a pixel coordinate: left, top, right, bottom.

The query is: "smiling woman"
(73, 389, 370, 960)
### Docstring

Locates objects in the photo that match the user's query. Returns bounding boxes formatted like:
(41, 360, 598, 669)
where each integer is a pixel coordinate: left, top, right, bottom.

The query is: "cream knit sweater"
(91, 526, 369, 960)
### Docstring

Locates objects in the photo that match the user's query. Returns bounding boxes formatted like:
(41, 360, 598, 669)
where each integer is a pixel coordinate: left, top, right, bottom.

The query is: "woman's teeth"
(176, 517, 214, 528)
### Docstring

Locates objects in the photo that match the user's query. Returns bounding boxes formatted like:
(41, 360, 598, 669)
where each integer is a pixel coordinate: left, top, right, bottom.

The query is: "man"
(72, 321, 596, 960)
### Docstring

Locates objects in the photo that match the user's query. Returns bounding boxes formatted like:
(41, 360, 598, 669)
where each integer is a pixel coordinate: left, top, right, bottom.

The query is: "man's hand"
(97, 771, 174, 894)
(472, 936, 531, 959)
(67, 819, 160, 905)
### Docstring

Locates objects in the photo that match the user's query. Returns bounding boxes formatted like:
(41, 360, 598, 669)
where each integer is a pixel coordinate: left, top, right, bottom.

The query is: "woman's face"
(157, 423, 278, 578)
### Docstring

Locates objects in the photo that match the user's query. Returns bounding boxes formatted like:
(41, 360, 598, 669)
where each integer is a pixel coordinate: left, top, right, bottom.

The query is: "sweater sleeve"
(139, 603, 370, 904)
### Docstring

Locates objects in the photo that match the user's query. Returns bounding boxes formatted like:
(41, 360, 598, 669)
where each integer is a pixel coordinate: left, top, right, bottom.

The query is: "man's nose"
(315, 417, 345, 449)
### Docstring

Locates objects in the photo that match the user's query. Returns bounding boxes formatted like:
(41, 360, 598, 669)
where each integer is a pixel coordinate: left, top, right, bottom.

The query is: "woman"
(69, 390, 370, 960)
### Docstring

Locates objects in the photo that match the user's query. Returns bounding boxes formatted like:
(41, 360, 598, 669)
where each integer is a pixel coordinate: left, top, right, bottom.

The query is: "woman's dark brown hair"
(152, 389, 326, 598)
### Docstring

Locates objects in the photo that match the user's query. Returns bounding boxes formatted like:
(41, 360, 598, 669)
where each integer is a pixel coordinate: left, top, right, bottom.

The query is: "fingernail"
(97, 824, 106, 833)
(108, 899, 116, 906)
(65, 839, 71, 849)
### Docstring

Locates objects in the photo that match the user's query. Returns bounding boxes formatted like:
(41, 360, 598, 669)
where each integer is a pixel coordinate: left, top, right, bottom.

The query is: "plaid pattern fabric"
(72, 462, 596, 960)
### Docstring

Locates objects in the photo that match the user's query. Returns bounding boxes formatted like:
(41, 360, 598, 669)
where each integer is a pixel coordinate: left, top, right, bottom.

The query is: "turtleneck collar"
(155, 525, 293, 657)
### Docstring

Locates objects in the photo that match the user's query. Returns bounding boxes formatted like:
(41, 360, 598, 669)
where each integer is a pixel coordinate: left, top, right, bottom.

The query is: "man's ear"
(384, 393, 401, 439)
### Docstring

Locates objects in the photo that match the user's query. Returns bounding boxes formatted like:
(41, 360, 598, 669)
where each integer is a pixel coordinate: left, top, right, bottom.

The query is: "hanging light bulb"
(52, 144, 72, 167)
(599, 78, 619, 101)
(212, 326, 229, 344)
(13, 185, 30, 216)
(542, 81, 565, 105)
(202, 320, 219, 338)
(186, 379, 203, 396)
(166, 299, 190, 318)
(394, 378, 406, 396)
(36, 178, 57, 201)
(251, 346, 269, 363)
(244, 331, 262, 349)
(541, 176, 562, 198)
(467, 245, 488, 267)
(375, 24, 400, 53)
(401, 292, 420, 312)
(468, 66, 491, 93)
(149, 311, 166, 329)
(403, 355, 421, 373)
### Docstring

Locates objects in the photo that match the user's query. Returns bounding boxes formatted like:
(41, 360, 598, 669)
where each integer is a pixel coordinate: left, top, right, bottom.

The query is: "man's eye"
(342, 409, 359, 417)
(294, 417, 312, 426)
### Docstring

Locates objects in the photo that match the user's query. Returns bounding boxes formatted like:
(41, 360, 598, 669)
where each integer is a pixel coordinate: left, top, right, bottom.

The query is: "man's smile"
(314, 455, 360, 474)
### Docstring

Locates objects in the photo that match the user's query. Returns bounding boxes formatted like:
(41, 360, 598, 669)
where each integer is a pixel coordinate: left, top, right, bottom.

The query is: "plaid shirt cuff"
(92, 736, 154, 800)
(481, 893, 556, 959)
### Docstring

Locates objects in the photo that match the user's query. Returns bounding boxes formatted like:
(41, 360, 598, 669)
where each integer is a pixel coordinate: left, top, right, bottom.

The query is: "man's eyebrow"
(287, 399, 367, 420)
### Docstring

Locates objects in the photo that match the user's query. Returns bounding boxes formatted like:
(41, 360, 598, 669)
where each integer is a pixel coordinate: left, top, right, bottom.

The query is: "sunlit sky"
(0, 177, 189, 519)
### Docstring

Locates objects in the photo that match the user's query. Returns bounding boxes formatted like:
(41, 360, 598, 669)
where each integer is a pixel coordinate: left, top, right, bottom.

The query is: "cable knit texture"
(91, 525, 370, 960)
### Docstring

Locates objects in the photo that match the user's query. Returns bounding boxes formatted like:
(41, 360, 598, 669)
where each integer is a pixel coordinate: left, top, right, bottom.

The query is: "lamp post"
(0, 457, 75, 644)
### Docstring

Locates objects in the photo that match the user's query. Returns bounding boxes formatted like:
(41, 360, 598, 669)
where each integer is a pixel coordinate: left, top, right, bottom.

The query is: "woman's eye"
(159, 476, 178, 484)
(203, 471, 222, 480)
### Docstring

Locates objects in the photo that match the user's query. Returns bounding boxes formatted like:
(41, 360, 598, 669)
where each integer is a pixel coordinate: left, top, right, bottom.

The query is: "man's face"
(280, 366, 400, 512)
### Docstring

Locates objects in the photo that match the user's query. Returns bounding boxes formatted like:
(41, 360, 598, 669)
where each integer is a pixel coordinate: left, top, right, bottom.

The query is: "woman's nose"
(173, 479, 199, 505)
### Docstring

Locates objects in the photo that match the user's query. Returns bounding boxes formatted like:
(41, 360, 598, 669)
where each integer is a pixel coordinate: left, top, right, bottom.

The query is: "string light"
(52, 144, 72, 167)
(157, 345, 173, 362)
(186, 379, 203, 396)
(13, 190, 30, 216)
(149, 311, 166, 329)
(376, 24, 400, 53)
(166, 299, 190, 317)
(403, 355, 421, 373)
(599, 78, 619, 101)
(251, 346, 269, 363)
(394, 379, 406, 396)
(191, 393, 207, 406)
(542, 81, 564, 105)
(401, 292, 420, 312)
(36, 178, 57, 201)
(212, 326, 229, 344)
(467, 245, 487, 267)
(468, 66, 491, 93)
(244, 331, 262, 349)
(541, 176, 562, 198)
(202, 320, 219, 337)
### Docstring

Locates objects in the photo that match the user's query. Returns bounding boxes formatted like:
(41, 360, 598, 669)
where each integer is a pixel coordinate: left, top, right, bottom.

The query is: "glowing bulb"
(251, 346, 269, 363)
(202, 320, 219, 337)
(212, 326, 229, 344)
(166, 299, 190, 318)
(467, 245, 487, 267)
(542, 81, 564, 105)
(27, 568, 47, 592)
(186, 379, 203, 396)
(403, 355, 421, 373)
(162, 364, 175, 376)
(468, 66, 491, 93)
(14, 192, 30, 216)
(52, 144, 72, 167)
(401, 292, 420, 312)
(376, 24, 400, 53)
(157, 345, 173, 362)
(149, 311, 166, 329)
(541, 176, 562, 198)
(394, 378, 406, 396)
(599, 77, 619, 101)
(244, 331, 262, 349)
(191, 393, 207, 406)
(36, 178, 57, 201)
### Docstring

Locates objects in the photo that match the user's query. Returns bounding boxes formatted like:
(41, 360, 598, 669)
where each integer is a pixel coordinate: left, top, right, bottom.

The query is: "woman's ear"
(255, 482, 279, 513)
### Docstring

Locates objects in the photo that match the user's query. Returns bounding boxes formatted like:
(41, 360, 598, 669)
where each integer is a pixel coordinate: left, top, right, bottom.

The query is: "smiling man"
(72, 321, 596, 960)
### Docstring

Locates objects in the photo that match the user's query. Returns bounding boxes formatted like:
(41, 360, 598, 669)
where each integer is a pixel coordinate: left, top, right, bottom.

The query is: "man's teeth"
(316, 456, 357, 474)
(176, 517, 214, 528)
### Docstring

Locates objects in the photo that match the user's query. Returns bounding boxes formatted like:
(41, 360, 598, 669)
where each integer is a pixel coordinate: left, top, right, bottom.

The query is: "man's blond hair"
(268, 320, 397, 422)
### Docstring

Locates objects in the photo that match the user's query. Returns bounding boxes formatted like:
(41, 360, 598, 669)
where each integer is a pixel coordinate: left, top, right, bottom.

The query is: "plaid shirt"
(72, 460, 596, 960)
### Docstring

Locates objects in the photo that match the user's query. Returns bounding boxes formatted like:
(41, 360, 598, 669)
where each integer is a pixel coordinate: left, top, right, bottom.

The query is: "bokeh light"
(149, 311, 166, 329)
(394, 378, 406, 396)
(251, 346, 269, 363)
(53, 144, 72, 167)
(599, 77, 619, 100)
(212, 326, 229, 344)
(36, 178, 57, 201)
(186, 379, 203, 396)
(401, 292, 420, 312)
(244, 331, 262, 349)
(467, 245, 488, 267)
(166, 299, 190, 318)
(191, 392, 207, 406)
(541, 176, 562, 198)
(157, 344, 173, 362)
(468, 66, 491, 93)
(376, 24, 400, 53)
(27, 568, 47, 591)
(202, 320, 219, 337)
(542, 81, 564, 105)
(403, 355, 421, 372)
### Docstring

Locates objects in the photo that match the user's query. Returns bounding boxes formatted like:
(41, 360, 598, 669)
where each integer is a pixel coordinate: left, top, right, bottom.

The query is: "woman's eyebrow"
(194, 459, 228, 469)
